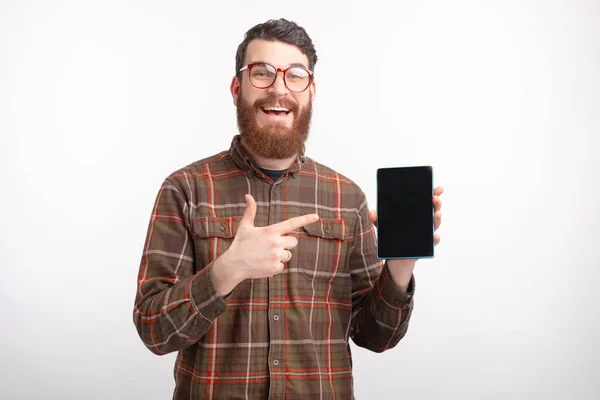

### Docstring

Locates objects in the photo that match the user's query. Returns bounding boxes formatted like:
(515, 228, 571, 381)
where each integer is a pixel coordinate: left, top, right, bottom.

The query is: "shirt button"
(273, 314, 280, 321)
(215, 309, 222, 316)
(272, 360, 279, 366)
(220, 224, 226, 232)
(394, 299, 401, 306)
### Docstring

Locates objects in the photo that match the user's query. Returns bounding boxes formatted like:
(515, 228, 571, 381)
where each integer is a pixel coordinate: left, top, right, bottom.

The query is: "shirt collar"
(229, 135, 306, 178)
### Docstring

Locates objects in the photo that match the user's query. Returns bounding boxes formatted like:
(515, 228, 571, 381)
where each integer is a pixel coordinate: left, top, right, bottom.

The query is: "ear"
(309, 79, 317, 101)
(230, 76, 240, 107)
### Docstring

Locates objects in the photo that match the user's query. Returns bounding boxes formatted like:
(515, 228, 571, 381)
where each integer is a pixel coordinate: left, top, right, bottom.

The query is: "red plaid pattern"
(133, 136, 415, 399)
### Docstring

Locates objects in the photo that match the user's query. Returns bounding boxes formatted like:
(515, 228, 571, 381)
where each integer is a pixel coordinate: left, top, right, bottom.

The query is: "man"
(134, 18, 443, 399)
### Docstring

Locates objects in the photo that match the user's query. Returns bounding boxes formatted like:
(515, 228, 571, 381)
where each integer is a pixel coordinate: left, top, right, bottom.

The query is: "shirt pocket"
(191, 216, 241, 268)
(298, 219, 353, 282)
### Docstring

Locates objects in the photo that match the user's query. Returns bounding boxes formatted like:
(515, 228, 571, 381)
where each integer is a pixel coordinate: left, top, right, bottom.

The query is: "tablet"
(376, 166, 434, 259)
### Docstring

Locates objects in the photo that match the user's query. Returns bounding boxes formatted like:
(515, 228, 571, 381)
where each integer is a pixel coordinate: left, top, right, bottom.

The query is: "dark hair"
(235, 18, 318, 80)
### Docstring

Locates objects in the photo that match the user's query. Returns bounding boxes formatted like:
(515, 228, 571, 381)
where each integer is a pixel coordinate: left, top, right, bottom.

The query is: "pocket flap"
(302, 219, 352, 240)
(192, 216, 241, 238)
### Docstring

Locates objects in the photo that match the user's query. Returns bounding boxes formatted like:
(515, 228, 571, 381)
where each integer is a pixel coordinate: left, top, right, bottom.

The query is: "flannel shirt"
(133, 135, 415, 399)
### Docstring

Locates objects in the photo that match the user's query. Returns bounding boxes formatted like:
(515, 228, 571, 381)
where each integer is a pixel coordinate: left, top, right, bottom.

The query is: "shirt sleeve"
(133, 178, 227, 355)
(348, 193, 415, 353)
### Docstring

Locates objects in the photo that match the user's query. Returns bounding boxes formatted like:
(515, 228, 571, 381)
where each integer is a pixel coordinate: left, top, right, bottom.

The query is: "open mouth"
(261, 106, 291, 116)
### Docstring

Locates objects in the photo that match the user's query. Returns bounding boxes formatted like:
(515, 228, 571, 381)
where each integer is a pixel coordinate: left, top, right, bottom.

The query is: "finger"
(434, 210, 442, 231)
(434, 186, 444, 196)
(276, 263, 285, 274)
(280, 249, 292, 262)
(238, 194, 257, 230)
(432, 196, 442, 212)
(280, 235, 299, 250)
(270, 213, 320, 235)
(434, 234, 441, 245)
(369, 210, 378, 226)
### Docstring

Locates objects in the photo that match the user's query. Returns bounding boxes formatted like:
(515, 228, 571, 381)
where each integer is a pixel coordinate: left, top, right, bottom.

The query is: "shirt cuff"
(189, 262, 228, 321)
(376, 261, 415, 309)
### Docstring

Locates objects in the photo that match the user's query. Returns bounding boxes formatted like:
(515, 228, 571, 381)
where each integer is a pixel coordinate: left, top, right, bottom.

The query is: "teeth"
(264, 107, 289, 112)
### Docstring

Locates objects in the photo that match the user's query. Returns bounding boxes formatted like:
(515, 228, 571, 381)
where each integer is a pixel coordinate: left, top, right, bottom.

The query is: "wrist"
(387, 259, 416, 291)
(212, 252, 244, 297)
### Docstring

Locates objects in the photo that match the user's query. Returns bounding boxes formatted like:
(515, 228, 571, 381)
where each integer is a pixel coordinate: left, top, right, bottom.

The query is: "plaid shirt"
(133, 136, 415, 400)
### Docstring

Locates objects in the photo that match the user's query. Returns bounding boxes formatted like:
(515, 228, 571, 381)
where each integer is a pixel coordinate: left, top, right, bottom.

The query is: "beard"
(236, 90, 312, 160)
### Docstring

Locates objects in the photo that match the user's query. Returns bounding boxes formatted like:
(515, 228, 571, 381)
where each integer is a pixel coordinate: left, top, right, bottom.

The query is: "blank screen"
(377, 166, 434, 259)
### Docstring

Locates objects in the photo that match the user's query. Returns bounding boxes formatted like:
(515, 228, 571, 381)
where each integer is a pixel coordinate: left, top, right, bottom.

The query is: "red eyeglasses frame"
(239, 63, 314, 93)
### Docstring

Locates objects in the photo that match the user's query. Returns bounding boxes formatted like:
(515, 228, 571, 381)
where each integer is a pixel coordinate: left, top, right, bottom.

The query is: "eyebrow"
(250, 60, 310, 70)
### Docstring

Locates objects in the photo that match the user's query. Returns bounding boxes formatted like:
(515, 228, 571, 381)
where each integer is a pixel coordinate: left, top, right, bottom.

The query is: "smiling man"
(134, 18, 443, 400)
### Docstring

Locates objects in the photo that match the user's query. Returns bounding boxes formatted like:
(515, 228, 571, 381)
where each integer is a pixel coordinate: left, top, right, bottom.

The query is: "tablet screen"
(376, 166, 434, 259)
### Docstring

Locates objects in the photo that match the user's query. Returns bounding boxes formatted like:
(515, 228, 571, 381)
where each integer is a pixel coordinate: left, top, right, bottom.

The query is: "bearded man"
(134, 18, 444, 400)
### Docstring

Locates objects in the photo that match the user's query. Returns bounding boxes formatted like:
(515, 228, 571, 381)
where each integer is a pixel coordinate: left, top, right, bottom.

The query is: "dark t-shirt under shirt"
(260, 168, 286, 182)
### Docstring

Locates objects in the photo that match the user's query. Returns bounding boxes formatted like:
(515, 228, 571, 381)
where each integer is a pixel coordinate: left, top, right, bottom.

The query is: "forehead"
(244, 39, 309, 69)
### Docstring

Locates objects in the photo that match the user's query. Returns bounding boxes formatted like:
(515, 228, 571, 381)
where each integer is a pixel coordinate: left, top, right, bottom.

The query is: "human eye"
(252, 64, 276, 78)
(287, 68, 308, 80)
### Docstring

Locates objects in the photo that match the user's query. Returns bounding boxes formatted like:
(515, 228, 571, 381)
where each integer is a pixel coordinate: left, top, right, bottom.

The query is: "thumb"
(238, 194, 257, 230)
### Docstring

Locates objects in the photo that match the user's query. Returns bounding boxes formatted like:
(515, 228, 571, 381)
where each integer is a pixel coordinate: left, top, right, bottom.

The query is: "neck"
(241, 139, 298, 170)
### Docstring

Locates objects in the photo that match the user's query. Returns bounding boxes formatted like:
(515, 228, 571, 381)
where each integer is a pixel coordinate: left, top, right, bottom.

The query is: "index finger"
(270, 213, 320, 235)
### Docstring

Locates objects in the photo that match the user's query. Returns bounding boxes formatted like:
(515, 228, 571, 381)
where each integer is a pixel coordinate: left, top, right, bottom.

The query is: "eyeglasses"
(239, 62, 313, 93)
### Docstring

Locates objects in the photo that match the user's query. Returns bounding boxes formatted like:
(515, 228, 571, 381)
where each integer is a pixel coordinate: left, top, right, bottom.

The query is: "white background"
(1, 0, 599, 399)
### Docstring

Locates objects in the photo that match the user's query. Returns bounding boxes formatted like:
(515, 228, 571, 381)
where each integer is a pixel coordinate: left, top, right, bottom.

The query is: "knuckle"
(268, 237, 279, 249)
(270, 248, 280, 260)
(272, 263, 283, 275)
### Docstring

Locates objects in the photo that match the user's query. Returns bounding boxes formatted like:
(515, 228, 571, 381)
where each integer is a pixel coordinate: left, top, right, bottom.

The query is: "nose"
(267, 71, 289, 96)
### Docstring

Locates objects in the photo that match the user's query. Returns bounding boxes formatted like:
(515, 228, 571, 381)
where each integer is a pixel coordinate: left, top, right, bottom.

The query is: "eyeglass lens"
(249, 63, 310, 92)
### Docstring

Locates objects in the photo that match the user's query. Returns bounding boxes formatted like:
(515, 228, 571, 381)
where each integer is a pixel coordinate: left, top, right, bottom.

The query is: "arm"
(133, 189, 318, 355)
(133, 178, 227, 355)
(349, 195, 415, 353)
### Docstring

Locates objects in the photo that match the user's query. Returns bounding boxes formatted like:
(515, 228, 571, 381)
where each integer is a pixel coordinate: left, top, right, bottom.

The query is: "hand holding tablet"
(375, 166, 440, 260)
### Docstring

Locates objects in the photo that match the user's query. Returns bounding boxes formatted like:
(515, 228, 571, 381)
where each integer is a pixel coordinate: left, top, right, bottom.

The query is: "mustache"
(253, 95, 298, 112)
